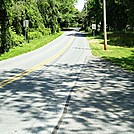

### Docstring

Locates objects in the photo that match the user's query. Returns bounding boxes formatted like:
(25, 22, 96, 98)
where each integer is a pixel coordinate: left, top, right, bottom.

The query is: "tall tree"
(37, 0, 59, 33)
(0, 0, 79, 54)
(0, 0, 11, 53)
(57, 0, 77, 28)
(81, 0, 133, 32)
(107, 0, 127, 30)
(81, 0, 102, 32)
(125, 0, 134, 28)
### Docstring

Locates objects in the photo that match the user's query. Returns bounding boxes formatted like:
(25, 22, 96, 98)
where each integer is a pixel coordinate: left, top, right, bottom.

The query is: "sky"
(75, 0, 84, 11)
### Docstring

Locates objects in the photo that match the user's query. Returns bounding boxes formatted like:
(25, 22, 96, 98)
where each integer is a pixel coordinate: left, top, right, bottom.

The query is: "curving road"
(0, 30, 134, 134)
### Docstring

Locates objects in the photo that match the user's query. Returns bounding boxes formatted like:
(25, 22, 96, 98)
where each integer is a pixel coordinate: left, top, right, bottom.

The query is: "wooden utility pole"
(103, 0, 107, 50)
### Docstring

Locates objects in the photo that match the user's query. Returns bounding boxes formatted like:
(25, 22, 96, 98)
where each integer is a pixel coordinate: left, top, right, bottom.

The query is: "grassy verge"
(86, 33, 134, 72)
(0, 32, 63, 61)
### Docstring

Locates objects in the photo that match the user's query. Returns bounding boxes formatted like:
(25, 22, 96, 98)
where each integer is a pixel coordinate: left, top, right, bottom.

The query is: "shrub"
(28, 31, 42, 40)
(88, 27, 92, 34)
(38, 24, 51, 35)
(56, 25, 61, 33)
(9, 27, 24, 47)
(85, 26, 92, 34)
(43, 28, 51, 35)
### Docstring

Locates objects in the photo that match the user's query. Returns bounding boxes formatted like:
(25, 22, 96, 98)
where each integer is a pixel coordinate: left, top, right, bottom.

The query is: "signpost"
(23, 20, 29, 28)
(92, 24, 96, 36)
(92, 24, 96, 30)
(23, 20, 29, 42)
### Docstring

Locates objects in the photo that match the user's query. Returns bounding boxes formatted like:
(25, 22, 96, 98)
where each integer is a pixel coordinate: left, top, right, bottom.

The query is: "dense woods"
(0, 0, 78, 53)
(80, 0, 134, 33)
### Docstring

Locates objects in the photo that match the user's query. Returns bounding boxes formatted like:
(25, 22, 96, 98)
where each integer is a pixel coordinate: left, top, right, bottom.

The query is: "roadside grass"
(107, 32, 134, 47)
(0, 32, 63, 61)
(86, 32, 134, 72)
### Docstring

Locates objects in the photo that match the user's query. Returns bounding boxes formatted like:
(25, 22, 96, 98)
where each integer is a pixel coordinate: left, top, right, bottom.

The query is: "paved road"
(0, 30, 134, 134)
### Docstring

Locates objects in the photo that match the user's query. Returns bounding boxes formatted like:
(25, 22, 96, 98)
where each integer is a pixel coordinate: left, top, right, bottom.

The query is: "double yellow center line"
(0, 36, 75, 88)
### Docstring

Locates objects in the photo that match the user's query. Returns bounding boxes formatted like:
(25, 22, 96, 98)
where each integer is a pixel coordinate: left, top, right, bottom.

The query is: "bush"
(9, 27, 24, 47)
(71, 22, 78, 27)
(28, 31, 42, 40)
(28, 27, 51, 40)
(85, 26, 92, 34)
(43, 28, 51, 35)
(38, 24, 51, 35)
(88, 27, 92, 34)
(56, 25, 61, 33)
(29, 24, 51, 36)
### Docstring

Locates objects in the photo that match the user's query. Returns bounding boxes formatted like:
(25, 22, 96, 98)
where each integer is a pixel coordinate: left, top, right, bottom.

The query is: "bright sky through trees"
(75, 0, 84, 11)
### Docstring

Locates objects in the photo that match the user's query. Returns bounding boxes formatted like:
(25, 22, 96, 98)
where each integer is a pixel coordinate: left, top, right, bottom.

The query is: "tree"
(57, 0, 78, 28)
(37, 0, 59, 33)
(81, 0, 133, 32)
(0, 0, 11, 53)
(81, 0, 102, 33)
(124, 0, 134, 28)
(107, 0, 127, 31)
(0, 0, 79, 54)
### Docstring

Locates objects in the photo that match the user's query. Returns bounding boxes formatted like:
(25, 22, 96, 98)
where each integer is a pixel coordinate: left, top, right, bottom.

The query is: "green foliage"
(9, 27, 24, 46)
(9, 0, 25, 34)
(107, 0, 127, 30)
(87, 27, 92, 34)
(25, 0, 44, 29)
(28, 31, 42, 40)
(0, 0, 78, 54)
(37, 0, 59, 33)
(0, 0, 11, 53)
(82, 0, 134, 33)
(28, 27, 51, 40)
(57, 0, 79, 28)
(125, 0, 134, 28)
(43, 28, 51, 35)
(80, 0, 102, 33)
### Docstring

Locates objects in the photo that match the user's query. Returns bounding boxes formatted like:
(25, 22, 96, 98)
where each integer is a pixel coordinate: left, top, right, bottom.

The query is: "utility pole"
(103, 0, 107, 50)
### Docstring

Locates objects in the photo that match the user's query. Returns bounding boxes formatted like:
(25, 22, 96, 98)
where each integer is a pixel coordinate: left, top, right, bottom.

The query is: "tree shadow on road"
(55, 58, 134, 134)
(0, 63, 83, 133)
(0, 58, 134, 134)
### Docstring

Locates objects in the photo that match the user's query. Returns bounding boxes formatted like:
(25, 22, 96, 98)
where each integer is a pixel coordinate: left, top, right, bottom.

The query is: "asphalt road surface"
(0, 30, 134, 134)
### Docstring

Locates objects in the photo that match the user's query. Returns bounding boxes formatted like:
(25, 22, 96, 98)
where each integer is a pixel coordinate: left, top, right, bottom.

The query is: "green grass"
(0, 32, 63, 61)
(87, 33, 134, 72)
(107, 32, 134, 47)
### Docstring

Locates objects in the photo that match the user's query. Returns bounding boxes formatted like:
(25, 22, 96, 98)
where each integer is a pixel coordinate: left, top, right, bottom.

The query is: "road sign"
(23, 20, 29, 28)
(92, 24, 96, 30)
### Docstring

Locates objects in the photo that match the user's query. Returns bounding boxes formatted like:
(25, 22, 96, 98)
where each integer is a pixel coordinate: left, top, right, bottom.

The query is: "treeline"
(0, 0, 79, 53)
(80, 0, 134, 33)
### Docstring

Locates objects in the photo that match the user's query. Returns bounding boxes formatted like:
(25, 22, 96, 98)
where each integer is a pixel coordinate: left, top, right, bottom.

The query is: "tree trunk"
(0, 0, 10, 53)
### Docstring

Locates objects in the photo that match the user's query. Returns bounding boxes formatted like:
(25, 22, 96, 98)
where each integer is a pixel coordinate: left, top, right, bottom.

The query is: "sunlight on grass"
(0, 32, 63, 61)
(87, 35, 134, 72)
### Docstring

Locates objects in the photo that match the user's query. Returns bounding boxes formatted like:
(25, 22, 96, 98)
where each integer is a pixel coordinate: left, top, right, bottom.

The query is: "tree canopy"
(0, 0, 78, 53)
(81, 0, 134, 32)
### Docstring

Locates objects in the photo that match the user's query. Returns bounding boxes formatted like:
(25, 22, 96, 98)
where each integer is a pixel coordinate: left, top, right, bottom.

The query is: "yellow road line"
(0, 36, 75, 88)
